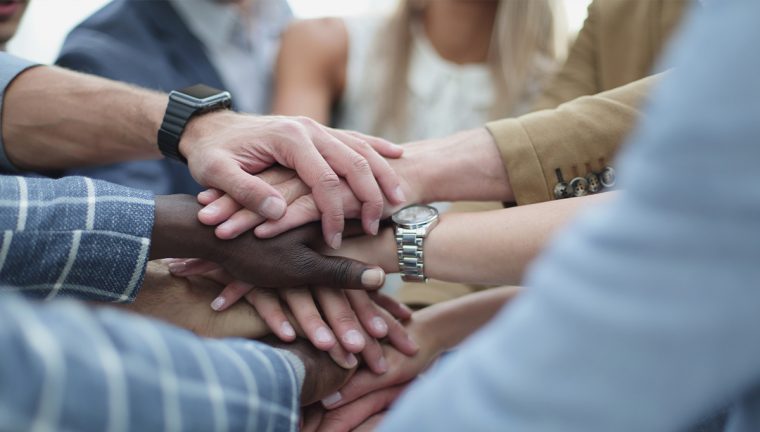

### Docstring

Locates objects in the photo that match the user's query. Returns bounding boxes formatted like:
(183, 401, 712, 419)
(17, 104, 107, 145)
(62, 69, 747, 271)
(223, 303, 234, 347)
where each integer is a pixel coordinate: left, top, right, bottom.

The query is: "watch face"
(392, 205, 438, 227)
(171, 84, 232, 109)
(180, 84, 225, 100)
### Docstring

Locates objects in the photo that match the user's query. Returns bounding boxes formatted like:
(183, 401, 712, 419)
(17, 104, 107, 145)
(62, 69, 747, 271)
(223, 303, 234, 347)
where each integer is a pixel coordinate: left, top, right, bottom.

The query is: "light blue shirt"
(170, 0, 292, 113)
(382, 0, 760, 430)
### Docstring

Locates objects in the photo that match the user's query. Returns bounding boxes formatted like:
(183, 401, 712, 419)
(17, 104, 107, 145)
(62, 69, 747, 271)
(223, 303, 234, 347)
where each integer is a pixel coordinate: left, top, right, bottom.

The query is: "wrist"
(177, 110, 236, 162)
(402, 128, 513, 203)
(149, 194, 224, 261)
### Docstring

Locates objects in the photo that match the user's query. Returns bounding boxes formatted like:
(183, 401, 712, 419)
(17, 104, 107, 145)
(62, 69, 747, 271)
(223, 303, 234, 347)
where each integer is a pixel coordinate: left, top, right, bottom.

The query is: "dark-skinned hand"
(149, 194, 386, 291)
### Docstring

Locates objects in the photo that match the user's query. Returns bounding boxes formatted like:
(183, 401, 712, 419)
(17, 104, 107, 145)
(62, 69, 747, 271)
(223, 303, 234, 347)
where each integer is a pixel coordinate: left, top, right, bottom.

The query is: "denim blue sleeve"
(0, 175, 154, 302)
(0, 53, 38, 172)
(382, 0, 760, 430)
(0, 294, 302, 431)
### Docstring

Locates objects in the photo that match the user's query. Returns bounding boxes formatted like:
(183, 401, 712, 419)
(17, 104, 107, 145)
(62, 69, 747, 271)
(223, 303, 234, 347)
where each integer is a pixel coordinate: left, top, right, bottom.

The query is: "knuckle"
(353, 140, 372, 154)
(329, 259, 354, 287)
(277, 119, 305, 137)
(317, 170, 342, 190)
(349, 154, 371, 173)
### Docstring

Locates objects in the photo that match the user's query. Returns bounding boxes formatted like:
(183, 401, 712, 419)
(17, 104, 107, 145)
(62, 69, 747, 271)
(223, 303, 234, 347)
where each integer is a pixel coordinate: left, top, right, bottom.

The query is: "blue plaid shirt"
(0, 54, 302, 430)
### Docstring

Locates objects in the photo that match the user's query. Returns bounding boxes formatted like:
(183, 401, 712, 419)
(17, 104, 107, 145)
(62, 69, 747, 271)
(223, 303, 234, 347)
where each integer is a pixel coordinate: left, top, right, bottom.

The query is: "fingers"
(313, 288, 367, 353)
(255, 195, 322, 238)
(206, 176, 314, 239)
(197, 188, 223, 205)
(166, 258, 222, 277)
(318, 385, 407, 432)
(345, 290, 389, 339)
(369, 291, 413, 321)
(377, 306, 419, 357)
(341, 130, 404, 159)
(283, 133, 347, 248)
(326, 342, 359, 370)
(213, 163, 288, 221)
(244, 288, 297, 341)
(330, 129, 406, 206)
(308, 254, 386, 290)
(197, 190, 243, 225)
(314, 287, 389, 373)
(310, 133, 384, 236)
(215, 208, 264, 239)
(210, 280, 254, 312)
(281, 287, 338, 351)
(255, 183, 363, 238)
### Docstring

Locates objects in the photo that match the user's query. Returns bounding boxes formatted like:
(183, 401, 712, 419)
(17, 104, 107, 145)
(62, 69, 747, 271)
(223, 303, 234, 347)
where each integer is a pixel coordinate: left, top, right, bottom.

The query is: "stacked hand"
(181, 113, 409, 247)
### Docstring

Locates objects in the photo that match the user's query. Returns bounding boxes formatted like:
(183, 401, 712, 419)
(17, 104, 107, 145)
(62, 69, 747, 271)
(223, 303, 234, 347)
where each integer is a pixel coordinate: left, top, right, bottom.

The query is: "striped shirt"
(0, 54, 303, 430)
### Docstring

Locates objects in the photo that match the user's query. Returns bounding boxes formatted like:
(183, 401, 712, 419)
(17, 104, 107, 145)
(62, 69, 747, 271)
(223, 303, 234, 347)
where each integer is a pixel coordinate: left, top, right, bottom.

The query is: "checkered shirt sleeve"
(0, 293, 303, 431)
(0, 175, 154, 302)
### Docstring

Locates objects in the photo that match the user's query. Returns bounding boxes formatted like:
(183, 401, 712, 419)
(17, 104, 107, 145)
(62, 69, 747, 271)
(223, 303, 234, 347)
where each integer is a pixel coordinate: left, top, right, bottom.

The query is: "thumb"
(309, 255, 386, 290)
(214, 166, 288, 220)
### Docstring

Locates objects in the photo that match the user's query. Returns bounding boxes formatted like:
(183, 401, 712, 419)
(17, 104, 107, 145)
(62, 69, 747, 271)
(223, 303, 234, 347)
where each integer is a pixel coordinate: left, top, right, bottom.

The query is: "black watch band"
(157, 84, 232, 164)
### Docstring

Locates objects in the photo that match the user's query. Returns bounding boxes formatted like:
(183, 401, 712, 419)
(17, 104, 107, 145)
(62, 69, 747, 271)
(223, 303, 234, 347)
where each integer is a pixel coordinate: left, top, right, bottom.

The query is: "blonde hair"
(371, 0, 568, 140)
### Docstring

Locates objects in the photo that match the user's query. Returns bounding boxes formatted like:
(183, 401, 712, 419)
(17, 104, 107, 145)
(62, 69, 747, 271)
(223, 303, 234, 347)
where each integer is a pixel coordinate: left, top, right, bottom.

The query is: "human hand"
(195, 156, 419, 240)
(266, 336, 357, 406)
(150, 195, 388, 291)
(302, 386, 403, 432)
(180, 112, 407, 248)
(119, 261, 270, 339)
(319, 311, 440, 411)
(166, 259, 418, 373)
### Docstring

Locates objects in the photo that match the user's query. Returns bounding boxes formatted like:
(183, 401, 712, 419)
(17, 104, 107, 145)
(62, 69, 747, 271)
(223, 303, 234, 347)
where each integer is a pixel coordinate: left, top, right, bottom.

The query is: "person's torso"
(334, 15, 498, 143)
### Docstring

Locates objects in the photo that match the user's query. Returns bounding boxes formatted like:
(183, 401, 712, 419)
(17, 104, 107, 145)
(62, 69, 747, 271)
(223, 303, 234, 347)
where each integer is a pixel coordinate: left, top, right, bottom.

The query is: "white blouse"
(334, 15, 496, 142)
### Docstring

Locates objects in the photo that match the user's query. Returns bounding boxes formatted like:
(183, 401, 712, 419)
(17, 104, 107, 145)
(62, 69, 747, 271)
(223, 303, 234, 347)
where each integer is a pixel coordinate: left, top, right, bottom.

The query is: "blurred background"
(8, 0, 592, 64)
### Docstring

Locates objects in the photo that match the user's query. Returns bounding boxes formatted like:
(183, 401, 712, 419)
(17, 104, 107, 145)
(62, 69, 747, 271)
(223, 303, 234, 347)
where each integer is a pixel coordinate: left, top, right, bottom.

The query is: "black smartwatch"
(157, 84, 232, 163)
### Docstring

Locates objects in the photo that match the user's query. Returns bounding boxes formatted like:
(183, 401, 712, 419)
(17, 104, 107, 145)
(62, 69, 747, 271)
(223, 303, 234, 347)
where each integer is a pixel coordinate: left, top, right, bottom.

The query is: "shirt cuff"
(0, 53, 39, 173)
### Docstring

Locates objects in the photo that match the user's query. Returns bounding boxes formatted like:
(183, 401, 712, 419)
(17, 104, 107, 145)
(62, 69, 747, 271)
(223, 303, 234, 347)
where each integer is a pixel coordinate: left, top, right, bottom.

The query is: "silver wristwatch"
(391, 204, 440, 282)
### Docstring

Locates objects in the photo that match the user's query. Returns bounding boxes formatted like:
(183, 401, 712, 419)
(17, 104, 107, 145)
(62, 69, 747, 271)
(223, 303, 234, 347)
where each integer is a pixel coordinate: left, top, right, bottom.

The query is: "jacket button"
(600, 167, 617, 188)
(553, 182, 568, 199)
(586, 172, 602, 194)
(568, 177, 589, 197)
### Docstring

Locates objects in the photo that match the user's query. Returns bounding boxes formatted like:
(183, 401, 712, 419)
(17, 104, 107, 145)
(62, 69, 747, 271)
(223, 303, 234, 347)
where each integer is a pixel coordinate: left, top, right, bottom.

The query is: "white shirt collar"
(169, 0, 243, 51)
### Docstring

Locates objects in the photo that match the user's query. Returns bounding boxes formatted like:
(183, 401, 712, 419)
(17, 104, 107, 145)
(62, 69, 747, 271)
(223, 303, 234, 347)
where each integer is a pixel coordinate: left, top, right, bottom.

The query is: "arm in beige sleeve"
(487, 74, 662, 205)
(531, 0, 601, 111)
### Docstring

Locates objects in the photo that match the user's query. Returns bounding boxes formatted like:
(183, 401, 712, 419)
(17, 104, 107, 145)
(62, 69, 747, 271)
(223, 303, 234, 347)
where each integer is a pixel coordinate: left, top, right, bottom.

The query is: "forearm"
(342, 193, 611, 285)
(414, 287, 519, 354)
(398, 128, 514, 204)
(0, 176, 154, 302)
(3, 66, 166, 170)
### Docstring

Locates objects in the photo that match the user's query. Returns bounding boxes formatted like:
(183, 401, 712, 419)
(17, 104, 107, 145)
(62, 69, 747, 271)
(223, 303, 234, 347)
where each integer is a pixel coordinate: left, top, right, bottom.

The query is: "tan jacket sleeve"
(532, 1, 601, 111)
(486, 74, 661, 206)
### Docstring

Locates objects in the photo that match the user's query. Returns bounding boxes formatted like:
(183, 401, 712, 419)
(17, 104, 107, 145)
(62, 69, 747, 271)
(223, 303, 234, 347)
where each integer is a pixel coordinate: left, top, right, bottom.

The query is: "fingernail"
(259, 197, 286, 220)
(197, 190, 213, 201)
(330, 233, 342, 250)
(199, 203, 219, 217)
(372, 316, 388, 334)
(361, 268, 385, 288)
(377, 356, 388, 373)
(342, 329, 365, 348)
(344, 352, 358, 368)
(210, 296, 226, 311)
(370, 219, 379, 236)
(393, 186, 407, 203)
(281, 322, 296, 338)
(322, 392, 343, 408)
(315, 327, 335, 344)
(167, 262, 186, 274)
